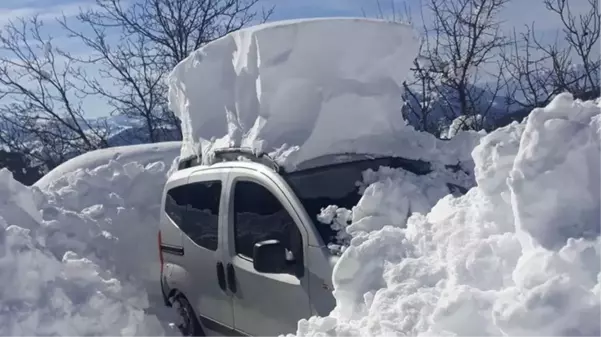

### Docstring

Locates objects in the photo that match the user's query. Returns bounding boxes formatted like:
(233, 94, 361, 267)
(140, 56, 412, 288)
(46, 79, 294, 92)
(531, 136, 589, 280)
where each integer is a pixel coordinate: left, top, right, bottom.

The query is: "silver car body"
(159, 160, 337, 336)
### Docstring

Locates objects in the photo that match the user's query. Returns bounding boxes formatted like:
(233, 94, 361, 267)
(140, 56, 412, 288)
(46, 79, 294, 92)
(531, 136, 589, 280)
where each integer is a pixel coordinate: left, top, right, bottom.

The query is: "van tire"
(171, 294, 205, 336)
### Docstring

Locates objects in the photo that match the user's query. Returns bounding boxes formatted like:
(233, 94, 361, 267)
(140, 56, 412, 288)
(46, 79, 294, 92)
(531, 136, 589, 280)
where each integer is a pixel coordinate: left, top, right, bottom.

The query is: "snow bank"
(0, 143, 181, 335)
(294, 93, 600, 336)
(0, 168, 165, 335)
(168, 17, 481, 170)
(36, 159, 170, 290)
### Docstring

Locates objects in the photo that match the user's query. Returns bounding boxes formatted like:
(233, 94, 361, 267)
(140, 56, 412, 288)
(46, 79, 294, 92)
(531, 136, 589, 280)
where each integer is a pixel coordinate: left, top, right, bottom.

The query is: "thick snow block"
(167, 18, 421, 170)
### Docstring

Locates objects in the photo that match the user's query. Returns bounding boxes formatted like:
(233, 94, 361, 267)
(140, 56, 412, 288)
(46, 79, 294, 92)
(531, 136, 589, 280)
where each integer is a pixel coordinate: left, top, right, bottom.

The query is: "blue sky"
(0, 0, 595, 117)
(1, 0, 593, 52)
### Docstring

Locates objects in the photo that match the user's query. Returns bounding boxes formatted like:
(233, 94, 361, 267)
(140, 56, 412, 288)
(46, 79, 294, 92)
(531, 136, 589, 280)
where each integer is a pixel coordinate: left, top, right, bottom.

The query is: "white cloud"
(500, 0, 593, 32)
(0, 1, 95, 26)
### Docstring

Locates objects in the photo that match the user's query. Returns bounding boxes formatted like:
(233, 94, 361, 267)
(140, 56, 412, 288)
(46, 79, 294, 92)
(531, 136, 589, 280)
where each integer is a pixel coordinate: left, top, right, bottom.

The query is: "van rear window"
(165, 181, 222, 251)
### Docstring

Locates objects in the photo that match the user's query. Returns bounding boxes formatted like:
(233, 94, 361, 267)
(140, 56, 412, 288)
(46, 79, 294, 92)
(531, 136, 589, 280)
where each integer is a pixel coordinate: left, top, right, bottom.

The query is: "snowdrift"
(168, 17, 481, 170)
(293, 93, 601, 337)
(36, 142, 180, 188)
(0, 144, 180, 335)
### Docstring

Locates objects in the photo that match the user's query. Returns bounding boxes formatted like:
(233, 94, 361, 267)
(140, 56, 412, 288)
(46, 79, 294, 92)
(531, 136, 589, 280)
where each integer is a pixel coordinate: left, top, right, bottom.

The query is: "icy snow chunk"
(168, 18, 426, 169)
(317, 206, 352, 255)
(0, 169, 43, 230)
(508, 93, 601, 250)
(472, 121, 525, 201)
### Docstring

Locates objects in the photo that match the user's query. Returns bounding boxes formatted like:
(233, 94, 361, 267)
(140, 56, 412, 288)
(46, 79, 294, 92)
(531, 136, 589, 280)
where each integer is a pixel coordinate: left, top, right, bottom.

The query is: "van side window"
(183, 181, 222, 251)
(233, 180, 302, 265)
(165, 185, 188, 227)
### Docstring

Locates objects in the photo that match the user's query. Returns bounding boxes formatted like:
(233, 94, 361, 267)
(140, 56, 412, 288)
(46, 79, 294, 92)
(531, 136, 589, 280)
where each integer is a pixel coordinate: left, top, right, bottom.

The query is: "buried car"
(158, 148, 452, 336)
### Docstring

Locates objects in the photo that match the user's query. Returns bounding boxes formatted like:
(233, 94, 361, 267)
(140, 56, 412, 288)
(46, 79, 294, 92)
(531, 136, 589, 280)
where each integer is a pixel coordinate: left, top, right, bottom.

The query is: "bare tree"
(0, 17, 110, 171)
(545, 0, 600, 95)
(500, 26, 569, 109)
(403, 0, 510, 135)
(500, 0, 599, 113)
(61, 0, 273, 143)
(60, 22, 169, 144)
(402, 50, 445, 134)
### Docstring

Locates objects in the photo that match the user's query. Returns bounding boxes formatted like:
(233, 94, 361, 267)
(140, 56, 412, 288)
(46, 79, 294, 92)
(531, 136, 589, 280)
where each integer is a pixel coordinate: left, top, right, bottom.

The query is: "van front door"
(225, 174, 311, 336)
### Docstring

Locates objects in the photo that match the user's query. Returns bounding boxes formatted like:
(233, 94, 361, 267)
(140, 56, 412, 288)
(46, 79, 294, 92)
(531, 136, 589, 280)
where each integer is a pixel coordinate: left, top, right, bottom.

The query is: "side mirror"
(253, 239, 287, 274)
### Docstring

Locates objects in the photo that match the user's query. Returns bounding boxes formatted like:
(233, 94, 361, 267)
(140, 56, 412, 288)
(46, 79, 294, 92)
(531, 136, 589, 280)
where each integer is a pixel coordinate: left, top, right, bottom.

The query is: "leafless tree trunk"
(402, 50, 444, 135)
(61, 0, 273, 143)
(0, 17, 109, 171)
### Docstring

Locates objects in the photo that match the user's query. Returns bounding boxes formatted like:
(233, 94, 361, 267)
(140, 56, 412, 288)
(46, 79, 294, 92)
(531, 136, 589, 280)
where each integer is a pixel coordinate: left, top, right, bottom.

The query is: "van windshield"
(283, 156, 430, 246)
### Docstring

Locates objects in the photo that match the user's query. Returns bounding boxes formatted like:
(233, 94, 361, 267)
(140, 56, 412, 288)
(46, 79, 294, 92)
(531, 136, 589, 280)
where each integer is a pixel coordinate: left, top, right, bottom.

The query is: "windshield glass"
(283, 156, 431, 247)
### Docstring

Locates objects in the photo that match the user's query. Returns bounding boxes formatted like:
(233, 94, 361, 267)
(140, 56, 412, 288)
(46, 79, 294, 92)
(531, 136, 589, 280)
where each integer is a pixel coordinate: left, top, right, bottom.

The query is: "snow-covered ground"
(0, 17, 599, 337)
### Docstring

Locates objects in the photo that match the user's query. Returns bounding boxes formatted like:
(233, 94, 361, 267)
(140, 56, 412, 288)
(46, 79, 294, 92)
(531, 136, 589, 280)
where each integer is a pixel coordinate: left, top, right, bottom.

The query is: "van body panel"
(161, 161, 338, 336)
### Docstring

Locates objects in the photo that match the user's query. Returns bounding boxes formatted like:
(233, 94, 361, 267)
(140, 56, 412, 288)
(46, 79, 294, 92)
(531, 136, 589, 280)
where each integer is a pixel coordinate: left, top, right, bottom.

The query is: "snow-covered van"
(158, 148, 431, 336)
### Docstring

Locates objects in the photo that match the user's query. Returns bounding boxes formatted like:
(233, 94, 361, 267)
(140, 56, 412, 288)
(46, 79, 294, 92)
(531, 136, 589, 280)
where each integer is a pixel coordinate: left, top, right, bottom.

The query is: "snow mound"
(0, 168, 165, 336)
(168, 17, 481, 170)
(318, 164, 475, 255)
(0, 143, 183, 335)
(36, 142, 180, 188)
(294, 93, 600, 336)
(36, 159, 170, 290)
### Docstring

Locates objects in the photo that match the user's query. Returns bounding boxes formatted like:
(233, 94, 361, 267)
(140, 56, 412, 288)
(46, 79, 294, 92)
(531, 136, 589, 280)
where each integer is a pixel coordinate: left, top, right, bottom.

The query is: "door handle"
(226, 263, 237, 294)
(216, 262, 226, 292)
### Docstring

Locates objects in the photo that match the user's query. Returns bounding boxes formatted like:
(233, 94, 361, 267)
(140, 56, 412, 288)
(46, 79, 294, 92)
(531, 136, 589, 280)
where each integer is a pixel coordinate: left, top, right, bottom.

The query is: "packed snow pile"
(0, 143, 180, 335)
(318, 163, 475, 255)
(294, 93, 600, 336)
(168, 17, 481, 170)
(36, 142, 180, 188)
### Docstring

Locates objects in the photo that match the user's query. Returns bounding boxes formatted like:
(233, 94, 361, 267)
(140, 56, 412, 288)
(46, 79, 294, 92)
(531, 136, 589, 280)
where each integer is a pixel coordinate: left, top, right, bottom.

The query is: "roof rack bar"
(177, 147, 281, 172)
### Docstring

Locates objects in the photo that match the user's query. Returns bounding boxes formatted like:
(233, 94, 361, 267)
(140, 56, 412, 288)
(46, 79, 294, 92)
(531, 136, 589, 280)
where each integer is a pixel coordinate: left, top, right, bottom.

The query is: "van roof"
(169, 150, 431, 183)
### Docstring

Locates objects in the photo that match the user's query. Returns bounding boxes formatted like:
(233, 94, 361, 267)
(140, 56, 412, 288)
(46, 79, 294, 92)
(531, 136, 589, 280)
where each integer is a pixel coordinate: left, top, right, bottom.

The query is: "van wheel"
(171, 294, 205, 336)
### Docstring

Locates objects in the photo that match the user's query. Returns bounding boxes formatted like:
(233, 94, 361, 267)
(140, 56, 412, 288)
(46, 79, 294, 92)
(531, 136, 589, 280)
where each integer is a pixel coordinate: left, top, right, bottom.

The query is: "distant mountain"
(403, 63, 600, 134)
(74, 115, 181, 146)
(0, 114, 180, 180)
(403, 81, 513, 133)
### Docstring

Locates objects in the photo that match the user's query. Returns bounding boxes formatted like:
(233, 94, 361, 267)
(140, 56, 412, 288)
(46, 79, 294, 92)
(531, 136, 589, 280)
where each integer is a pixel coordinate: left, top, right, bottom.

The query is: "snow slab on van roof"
(167, 17, 482, 171)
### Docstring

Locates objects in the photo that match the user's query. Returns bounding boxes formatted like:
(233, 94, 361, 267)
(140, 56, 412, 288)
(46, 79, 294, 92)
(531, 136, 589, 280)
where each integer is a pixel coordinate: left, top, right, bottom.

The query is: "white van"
(158, 148, 431, 336)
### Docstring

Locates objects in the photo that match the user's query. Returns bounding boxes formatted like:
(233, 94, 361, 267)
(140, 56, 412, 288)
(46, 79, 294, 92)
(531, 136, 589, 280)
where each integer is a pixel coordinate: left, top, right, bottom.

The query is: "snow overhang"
(168, 17, 429, 171)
